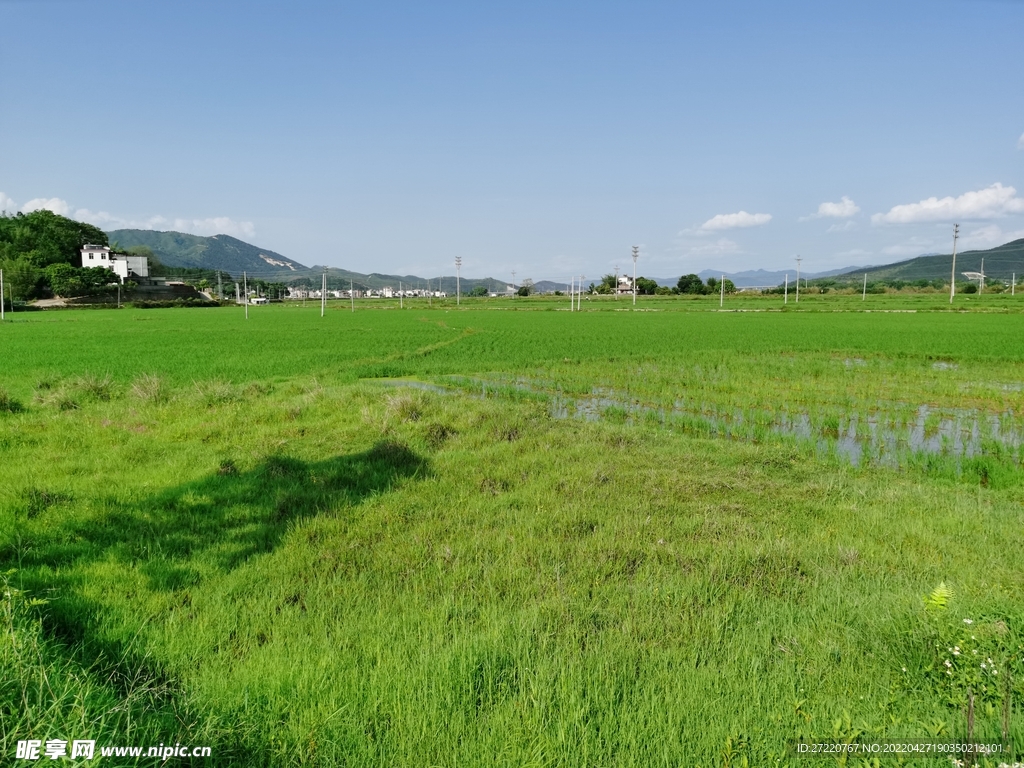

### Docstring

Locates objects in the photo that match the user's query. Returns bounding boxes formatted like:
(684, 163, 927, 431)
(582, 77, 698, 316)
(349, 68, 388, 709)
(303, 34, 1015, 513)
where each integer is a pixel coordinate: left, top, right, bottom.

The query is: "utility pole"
(456, 257, 462, 305)
(1013, 273, 1016, 296)
(795, 256, 802, 304)
(949, 223, 959, 304)
(350, 279, 354, 312)
(244, 271, 249, 320)
(399, 281, 403, 309)
(784, 274, 788, 304)
(979, 258, 985, 296)
(321, 271, 326, 317)
(1, 269, 4, 320)
(217, 270, 223, 301)
(632, 246, 639, 306)
(569, 277, 574, 311)
(511, 270, 516, 297)
(578, 276, 585, 311)
(862, 273, 867, 301)
(614, 265, 620, 300)
(720, 274, 725, 307)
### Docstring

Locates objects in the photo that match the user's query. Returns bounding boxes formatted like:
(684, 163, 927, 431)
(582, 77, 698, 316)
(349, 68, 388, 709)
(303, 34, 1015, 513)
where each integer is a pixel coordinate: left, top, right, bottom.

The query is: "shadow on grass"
(7, 440, 429, 766)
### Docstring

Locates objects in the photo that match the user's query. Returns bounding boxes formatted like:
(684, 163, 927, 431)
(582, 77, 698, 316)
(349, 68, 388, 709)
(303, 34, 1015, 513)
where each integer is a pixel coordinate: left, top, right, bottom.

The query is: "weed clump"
(73, 373, 114, 402)
(131, 373, 167, 404)
(34, 386, 79, 411)
(218, 459, 239, 476)
(194, 380, 239, 406)
(424, 423, 456, 449)
(245, 382, 273, 398)
(385, 391, 424, 422)
(0, 387, 23, 413)
(498, 425, 520, 441)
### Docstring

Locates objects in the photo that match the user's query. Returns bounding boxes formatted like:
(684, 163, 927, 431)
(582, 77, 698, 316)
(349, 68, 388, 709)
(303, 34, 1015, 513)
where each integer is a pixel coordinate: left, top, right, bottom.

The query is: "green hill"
(832, 238, 1024, 283)
(107, 229, 308, 277)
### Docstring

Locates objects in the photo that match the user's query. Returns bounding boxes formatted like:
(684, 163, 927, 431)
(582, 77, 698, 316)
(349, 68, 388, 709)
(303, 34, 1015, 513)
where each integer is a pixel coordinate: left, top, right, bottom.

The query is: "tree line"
(585, 273, 736, 296)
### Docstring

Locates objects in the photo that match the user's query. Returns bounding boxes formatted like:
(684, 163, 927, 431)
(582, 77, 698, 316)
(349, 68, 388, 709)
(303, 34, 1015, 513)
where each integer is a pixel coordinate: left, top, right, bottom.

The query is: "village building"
(80, 245, 150, 283)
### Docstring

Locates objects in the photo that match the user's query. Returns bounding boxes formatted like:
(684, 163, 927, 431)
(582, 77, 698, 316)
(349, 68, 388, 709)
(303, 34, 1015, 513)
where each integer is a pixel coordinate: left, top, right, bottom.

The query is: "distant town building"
(616, 276, 633, 295)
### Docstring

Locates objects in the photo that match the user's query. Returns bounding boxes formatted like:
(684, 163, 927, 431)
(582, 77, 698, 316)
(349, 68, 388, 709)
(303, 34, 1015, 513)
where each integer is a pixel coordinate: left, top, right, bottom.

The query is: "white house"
(80, 245, 150, 283)
(81, 244, 112, 266)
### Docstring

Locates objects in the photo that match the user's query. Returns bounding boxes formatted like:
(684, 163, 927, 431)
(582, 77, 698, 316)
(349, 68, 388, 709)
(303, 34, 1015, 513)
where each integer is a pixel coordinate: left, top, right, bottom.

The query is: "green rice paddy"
(2, 294, 1024, 766)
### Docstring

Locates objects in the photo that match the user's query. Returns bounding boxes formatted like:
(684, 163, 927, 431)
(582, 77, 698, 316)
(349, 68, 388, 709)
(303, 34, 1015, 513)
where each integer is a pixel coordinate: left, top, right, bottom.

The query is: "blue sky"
(1, 0, 1022, 281)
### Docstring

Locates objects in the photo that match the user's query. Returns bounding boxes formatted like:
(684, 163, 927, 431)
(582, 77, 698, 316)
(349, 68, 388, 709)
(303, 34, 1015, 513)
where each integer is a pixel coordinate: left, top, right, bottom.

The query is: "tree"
(0, 257, 42, 300)
(676, 273, 705, 294)
(470, 285, 488, 296)
(0, 210, 108, 268)
(705, 277, 736, 294)
(44, 263, 116, 297)
(635, 277, 659, 295)
(595, 274, 617, 294)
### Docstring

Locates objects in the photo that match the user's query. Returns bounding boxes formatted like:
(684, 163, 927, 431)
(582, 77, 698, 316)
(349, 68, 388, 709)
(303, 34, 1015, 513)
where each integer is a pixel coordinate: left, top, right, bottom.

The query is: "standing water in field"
(422, 375, 1024, 471)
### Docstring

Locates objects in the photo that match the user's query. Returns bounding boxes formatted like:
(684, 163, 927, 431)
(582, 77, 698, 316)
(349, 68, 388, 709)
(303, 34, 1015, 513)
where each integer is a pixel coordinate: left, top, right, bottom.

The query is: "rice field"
(2, 297, 1024, 766)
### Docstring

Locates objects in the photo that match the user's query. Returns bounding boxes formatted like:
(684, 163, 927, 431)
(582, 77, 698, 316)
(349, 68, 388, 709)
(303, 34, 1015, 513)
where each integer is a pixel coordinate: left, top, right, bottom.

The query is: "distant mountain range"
(107, 229, 509, 293)
(107, 228, 1024, 291)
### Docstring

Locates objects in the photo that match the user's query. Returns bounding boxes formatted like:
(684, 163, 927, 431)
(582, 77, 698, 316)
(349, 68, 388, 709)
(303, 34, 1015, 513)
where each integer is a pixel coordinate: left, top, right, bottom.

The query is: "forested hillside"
(0, 211, 111, 300)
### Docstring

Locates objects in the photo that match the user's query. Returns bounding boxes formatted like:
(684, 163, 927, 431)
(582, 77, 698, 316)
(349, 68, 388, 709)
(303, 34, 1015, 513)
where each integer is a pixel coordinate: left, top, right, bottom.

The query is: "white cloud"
(1018, 132, 1024, 150)
(2, 195, 255, 239)
(813, 196, 860, 219)
(176, 217, 256, 239)
(21, 197, 70, 216)
(959, 224, 1024, 250)
(688, 237, 740, 255)
(697, 211, 771, 232)
(73, 209, 254, 239)
(881, 236, 938, 257)
(872, 183, 1024, 224)
(826, 220, 856, 233)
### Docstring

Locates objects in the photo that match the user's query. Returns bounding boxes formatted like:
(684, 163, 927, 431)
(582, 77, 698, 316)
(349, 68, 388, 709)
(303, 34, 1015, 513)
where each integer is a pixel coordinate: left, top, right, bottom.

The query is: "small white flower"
(973, 650, 978, 655)
(981, 663, 987, 669)
(902, 667, 907, 672)
(945, 659, 953, 668)
(964, 618, 974, 625)
(953, 649, 961, 656)
(993, 669, 999, 675)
